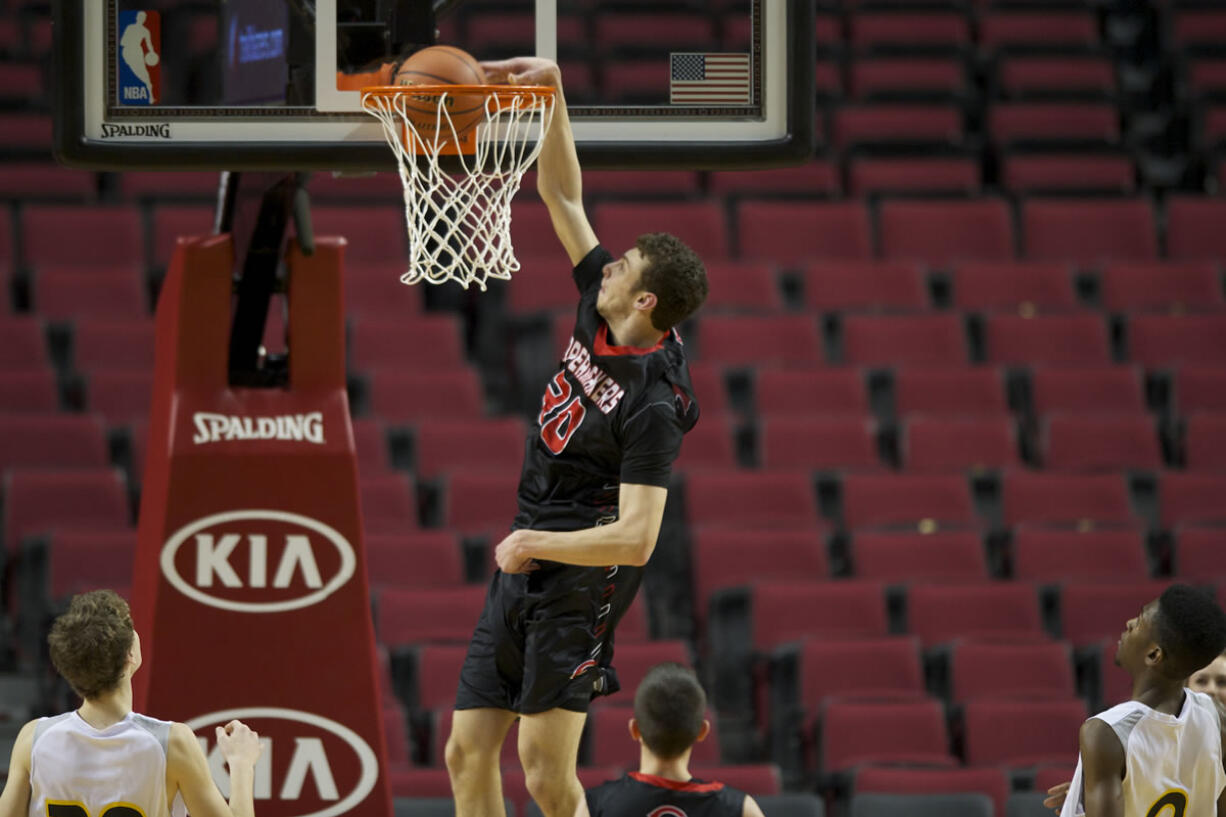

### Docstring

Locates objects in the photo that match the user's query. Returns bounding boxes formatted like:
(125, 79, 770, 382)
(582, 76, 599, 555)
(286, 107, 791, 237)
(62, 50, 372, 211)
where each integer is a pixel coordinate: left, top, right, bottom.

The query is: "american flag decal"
(670, 53, 752, 105)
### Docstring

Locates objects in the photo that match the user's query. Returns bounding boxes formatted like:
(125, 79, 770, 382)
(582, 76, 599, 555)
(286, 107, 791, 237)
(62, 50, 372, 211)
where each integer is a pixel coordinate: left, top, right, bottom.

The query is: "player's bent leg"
(446, 707, 518, 817)
(518, 707, 587, 817)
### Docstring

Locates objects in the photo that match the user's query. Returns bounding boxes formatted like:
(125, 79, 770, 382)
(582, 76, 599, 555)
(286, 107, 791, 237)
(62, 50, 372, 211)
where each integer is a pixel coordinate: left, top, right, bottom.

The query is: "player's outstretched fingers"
(1043, 781, 1070, 813)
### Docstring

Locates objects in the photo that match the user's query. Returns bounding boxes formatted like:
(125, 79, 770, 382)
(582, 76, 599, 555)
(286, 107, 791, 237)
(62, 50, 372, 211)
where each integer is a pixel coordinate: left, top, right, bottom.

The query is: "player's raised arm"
(1079, 719, 1125, 817)
(167, 720, 262, 817)
(481, 57, 598, 265)
(0, 720, 35, 817)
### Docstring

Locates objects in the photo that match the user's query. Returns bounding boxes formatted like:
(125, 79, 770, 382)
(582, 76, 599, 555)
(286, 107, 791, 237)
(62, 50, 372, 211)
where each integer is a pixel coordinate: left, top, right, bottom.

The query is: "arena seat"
(310, 206, 406, 263)
(1002, 154, 1134, 194)
(706, 161, 841, 196)
(848, 12, 970, 50)
(0, 163, 96, 199)
(737, 201, 873, 262)
(20, 530, 136, 619)
(849, 57, 966, 100)
(86, 370, 153, 426)
(1172, 11, 1226, 53)
(760, 416, 882, 471)
(840, 473, 978, 529)
(803, 261, 929, 311)
(834, 105, 965, 153)
(32, 268, 147, 319)
(118, 171, 226, 201)
(848, 157, 981, 197)
(878, 198, 1014, 264)
(580, 169, 701, 197)
(22, 206, 142, 268)
(384, 767, 452, 799)
(1173, 525, 1226, 579)
(685, 364, 731, 416)
(691, 528, 830, 625)
(440, 470, 521, 534)
(1011, 527, 1150, 582)
(1165, 196, 1226, 261)
(713, 581, 890, 655)
(149, 206, 214, 268)
(1161, 472, 1226, 526)
(404, 643, 470, 711)
(413, 417, 526, 478)
(852, 794, 993, 817)
(1058, 581, 1173, 646)
(0, 414, 109, 471)
(961, 698, 1085, 766)
(1188, 59, 1226, 100)
(950, 262, 1077, 311)
(1032, 765, 1078, 794)
(686, 470, 820, 529)
(349, 316, 468, 373)
(1127, 315, 1226, 367)
(675, 413, 738, 471)
(375, 585, 487, 647)
(984, 313, 1112, 366)
(850, 531, 988, 581)
(997, 55, 1116, 98)
(892, 367, 1008, 416)
(593, 12, 715, 55)
(594, 201, 730, 262)
(1185, 414, 1226, 470)
(701, 262, 784, 313)
(382, 705, 412, 767)
(979, 12, 1099, 52)
(0, 369, 58, 412)
(0, 113, 53, 151)
(756, 369, 869, 416)
(904, 582, 1045, 643)
(364, 532, 464, 590)
(369, 370, 485, 422)
(901, 415, 1019, 472)
(1022, 198, 1157, 264)
(348, 418, 392, 474)
(989, 103, 1119, 146)
(1040, 413, 1163, 471)
(359, 473, 419, 532)
(1029, 366, 1146, 414)
(3, 468, 131, 555)
(1000, 471, 1136, 526)
(594, 640, 692, 706)
(696, 315, 823, 367)
(948, 640, 1075, 702)
(841, 314, 968, 367)
(1176, 368, 1226, 412)
(71, 319, 154, 373)
(343, 262, 426, 319)
(1098, 262, 1224, 311)
(853, 767, 1010, 817)
(820, 699, 956, 774)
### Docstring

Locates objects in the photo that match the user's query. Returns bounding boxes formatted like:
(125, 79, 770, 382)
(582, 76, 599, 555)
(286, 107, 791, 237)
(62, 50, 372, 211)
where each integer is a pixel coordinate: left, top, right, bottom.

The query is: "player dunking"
(0, 590, 262, 817)
(444, 58, 707, 817)
(1057, 584, 1226, 817)
(580, 663, 765, 817)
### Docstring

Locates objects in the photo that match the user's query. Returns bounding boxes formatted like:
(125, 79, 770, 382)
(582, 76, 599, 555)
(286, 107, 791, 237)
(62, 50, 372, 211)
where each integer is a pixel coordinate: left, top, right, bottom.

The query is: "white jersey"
(28, 711, 186, 817)
(1061, 691, 1225, 817)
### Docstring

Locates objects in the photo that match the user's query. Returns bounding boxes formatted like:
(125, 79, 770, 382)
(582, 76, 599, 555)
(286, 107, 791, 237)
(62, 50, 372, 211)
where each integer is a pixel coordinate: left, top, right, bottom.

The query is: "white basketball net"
(361, 87, 555, 291)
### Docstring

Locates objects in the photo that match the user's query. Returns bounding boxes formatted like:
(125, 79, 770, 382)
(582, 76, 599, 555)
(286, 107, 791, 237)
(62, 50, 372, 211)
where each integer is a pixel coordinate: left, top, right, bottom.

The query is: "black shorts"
(455, 563, 633, 714)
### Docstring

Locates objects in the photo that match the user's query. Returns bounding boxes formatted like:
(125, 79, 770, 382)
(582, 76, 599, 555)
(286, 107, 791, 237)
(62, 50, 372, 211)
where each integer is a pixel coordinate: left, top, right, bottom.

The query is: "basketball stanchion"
(361, 84, 555, 290)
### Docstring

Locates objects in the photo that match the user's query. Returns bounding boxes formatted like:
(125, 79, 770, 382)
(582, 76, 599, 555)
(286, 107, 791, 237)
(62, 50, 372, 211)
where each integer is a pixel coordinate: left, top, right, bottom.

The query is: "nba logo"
(117, 10, 161, 105)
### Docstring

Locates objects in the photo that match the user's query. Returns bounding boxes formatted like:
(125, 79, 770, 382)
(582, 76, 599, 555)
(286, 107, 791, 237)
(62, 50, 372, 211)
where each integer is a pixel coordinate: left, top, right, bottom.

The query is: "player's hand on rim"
(494, 529, 540, 574)
(480, 57, 560, 88)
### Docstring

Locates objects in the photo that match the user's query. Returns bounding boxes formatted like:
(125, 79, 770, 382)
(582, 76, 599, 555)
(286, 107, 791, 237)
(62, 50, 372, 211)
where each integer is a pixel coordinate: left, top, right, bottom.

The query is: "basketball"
(144, 51, 158, 67)
(394, 45, 487, 137)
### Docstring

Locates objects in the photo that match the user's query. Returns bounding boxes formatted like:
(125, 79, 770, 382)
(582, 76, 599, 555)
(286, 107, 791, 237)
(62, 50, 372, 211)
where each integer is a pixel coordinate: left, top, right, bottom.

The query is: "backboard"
(53, 0, 814, 171)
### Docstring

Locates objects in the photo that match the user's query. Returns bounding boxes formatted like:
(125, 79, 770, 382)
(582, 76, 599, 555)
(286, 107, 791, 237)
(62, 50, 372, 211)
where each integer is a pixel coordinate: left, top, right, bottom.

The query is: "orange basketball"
(394, 45, 488, 137)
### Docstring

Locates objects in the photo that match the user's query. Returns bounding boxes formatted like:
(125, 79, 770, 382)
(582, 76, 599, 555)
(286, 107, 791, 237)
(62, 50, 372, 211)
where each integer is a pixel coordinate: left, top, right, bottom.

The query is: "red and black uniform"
(455, 246, 699, 714)
(585, 772, 746, 817)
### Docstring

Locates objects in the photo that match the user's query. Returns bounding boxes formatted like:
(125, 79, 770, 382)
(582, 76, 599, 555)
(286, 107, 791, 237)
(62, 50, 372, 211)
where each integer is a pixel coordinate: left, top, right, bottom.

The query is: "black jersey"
(586, 772, 746, 817)
(512, 244, 699, 536)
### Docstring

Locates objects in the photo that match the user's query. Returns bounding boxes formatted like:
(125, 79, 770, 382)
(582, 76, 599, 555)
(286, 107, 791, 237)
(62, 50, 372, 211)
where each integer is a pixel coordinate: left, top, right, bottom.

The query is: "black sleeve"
(619, 399, 685, 487)
(574, 245, 614, 296)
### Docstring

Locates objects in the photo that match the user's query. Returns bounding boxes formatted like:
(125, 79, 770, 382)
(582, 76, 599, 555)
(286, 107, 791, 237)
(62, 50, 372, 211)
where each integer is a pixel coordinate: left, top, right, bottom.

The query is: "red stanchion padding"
(132, 235, 392, 817)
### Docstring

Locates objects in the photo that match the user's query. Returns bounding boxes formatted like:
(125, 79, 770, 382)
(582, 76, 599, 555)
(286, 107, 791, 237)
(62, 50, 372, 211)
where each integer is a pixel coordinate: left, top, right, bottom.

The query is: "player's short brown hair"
(635, 233, 708, 332)
(633, 662, 706, 759)
(47, 590, 135, 700)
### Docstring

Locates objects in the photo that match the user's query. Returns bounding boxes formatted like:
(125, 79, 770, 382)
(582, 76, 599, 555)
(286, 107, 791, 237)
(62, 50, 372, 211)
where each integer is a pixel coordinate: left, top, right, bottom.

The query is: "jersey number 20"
(47, 801, 146, 817)
(539, 371, 586, 455)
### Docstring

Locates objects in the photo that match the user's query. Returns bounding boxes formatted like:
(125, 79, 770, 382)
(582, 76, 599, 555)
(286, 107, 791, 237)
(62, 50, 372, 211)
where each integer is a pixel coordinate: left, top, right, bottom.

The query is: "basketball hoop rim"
(359, 84, 556, 104)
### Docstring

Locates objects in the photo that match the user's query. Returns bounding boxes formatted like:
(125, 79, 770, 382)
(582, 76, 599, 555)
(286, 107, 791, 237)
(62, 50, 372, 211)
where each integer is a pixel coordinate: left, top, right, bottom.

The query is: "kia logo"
(161, 510, 356, 613)
(185, 707, 378, 817)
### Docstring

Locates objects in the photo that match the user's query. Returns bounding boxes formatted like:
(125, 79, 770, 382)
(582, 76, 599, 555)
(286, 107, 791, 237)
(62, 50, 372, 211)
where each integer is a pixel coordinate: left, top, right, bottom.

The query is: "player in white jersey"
(0, 590, 262, 817)
(1057, 584, 1226, 817)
